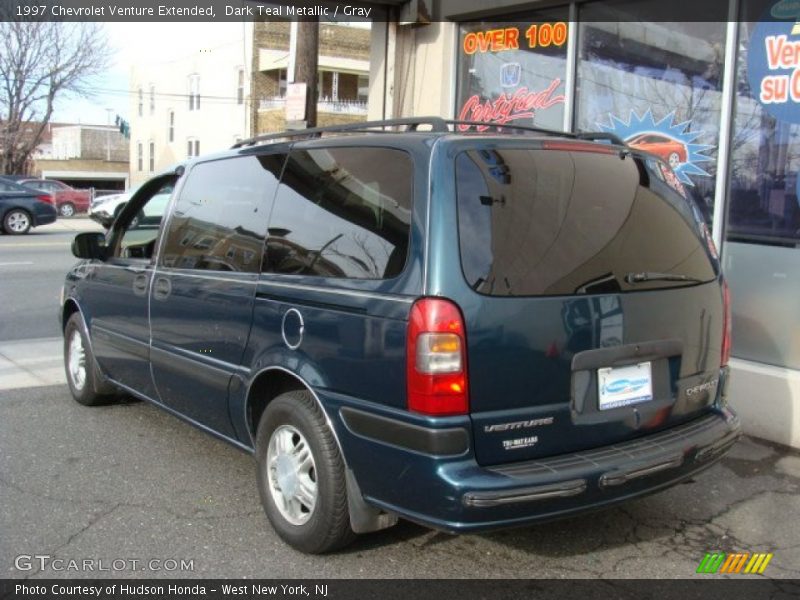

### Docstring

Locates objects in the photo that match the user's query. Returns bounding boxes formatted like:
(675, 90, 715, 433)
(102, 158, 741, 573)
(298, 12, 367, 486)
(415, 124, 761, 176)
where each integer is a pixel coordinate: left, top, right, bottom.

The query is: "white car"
(88, 191, 132, 228)
(89, 185, 173, 228)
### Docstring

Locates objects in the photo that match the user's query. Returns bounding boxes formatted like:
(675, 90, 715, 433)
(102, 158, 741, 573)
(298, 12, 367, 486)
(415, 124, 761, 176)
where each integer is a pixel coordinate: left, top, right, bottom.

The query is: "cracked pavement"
(2, 385, 799, 579)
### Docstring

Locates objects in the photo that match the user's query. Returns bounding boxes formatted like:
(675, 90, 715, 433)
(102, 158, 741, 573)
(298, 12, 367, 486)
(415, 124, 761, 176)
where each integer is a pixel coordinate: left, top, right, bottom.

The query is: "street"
(1, 219, 799, 579)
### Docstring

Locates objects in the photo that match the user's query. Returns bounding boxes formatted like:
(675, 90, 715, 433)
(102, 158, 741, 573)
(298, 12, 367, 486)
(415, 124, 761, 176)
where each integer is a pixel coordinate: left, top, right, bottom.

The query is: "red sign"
(457, 79, 566, 131)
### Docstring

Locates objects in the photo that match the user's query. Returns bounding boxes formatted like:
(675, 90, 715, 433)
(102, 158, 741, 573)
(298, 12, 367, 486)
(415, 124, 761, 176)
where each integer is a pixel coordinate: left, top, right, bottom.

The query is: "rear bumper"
(334, 400, 740, 533)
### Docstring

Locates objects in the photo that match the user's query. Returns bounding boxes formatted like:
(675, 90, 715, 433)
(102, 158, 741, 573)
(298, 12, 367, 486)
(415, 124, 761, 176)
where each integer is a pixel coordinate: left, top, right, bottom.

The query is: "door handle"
(132, 274, 149, 297)
(153, 277, 172, 300)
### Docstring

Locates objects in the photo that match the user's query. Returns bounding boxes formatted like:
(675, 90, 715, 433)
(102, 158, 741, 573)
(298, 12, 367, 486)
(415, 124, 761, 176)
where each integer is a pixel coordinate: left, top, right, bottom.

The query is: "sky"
(52, 22, 248, 125)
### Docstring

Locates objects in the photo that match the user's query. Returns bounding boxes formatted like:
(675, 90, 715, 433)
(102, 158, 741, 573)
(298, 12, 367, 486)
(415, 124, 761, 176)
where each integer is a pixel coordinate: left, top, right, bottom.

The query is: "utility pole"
(293, 20, 319, 128)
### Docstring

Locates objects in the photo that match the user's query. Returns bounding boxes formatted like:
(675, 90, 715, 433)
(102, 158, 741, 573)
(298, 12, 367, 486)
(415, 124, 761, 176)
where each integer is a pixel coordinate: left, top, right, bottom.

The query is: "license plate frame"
(598, 361, 653, 411)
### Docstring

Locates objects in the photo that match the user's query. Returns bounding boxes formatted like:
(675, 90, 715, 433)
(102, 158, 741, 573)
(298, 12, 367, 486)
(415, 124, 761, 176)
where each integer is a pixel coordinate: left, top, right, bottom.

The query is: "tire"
(255, 390, 355, 553)
(3, 209, 32, 235)
(64, 313, 115, 406)
(59, 202, 76, 217)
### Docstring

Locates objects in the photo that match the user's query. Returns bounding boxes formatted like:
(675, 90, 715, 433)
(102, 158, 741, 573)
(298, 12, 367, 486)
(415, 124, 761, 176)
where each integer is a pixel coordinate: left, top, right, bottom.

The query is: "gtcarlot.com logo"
(14, 554, 195, 573)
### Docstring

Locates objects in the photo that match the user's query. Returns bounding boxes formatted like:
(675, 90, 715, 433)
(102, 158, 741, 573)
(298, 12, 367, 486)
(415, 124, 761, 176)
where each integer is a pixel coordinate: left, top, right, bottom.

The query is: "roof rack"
(231, 117, 450, 148)
(231, 116, 627, 149)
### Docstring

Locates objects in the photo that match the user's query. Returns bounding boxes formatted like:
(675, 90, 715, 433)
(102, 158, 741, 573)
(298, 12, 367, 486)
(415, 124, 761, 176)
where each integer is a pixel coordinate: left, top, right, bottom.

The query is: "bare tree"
(0, 21, 111, 175)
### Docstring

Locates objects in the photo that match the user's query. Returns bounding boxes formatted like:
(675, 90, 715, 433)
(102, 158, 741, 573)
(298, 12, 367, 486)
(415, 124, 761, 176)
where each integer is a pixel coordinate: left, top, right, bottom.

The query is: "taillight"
(721, 279, 732, 366)
(37, 194, 54, 205)
(406, 298, 469, 416)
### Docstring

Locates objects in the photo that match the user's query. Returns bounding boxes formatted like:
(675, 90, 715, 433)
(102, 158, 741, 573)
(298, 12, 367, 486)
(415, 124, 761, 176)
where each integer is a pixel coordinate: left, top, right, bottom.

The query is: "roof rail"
(444, 120, 577, 139)
(231, 116, 450, 148)
(575, 132, 627, 146)
(231, 115, 628, 149)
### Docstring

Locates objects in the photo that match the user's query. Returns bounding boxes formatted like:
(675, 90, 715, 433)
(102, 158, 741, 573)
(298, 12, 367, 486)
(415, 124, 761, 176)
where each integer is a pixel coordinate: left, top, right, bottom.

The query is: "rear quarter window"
(455, 147, 717, 296)
(264, 146, 413, 280)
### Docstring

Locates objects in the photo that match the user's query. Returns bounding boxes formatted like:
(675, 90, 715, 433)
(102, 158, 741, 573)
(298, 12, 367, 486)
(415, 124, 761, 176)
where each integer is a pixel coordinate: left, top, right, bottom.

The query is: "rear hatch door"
(452, 144, 723, 466)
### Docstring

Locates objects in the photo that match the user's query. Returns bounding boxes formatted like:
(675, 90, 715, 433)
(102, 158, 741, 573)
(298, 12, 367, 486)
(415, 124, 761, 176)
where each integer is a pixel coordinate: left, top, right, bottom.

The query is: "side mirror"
(72, 232, 107, 260)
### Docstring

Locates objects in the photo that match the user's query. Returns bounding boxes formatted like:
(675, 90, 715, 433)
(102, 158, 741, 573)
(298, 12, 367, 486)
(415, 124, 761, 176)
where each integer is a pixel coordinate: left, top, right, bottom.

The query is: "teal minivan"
(61, 118, 740, 553)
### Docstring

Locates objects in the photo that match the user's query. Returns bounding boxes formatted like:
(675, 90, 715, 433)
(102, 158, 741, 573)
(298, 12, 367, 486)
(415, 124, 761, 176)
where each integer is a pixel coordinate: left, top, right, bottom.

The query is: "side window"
(160, 153, 286, 273)
(265, 147, 413, 280)
(117, 181, 175, 261)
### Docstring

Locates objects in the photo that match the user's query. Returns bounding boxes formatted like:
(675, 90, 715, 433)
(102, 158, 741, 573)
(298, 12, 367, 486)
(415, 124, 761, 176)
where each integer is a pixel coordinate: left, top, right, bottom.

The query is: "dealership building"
(363, 0, 800, 447)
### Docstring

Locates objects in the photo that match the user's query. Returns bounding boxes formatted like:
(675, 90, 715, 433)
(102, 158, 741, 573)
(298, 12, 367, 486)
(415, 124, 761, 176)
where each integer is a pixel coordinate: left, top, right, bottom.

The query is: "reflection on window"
(160, 154, 286, 273)
(576, 10, 725, 227)
(265, 147, 413, 280)
(455, 148, 716, 297)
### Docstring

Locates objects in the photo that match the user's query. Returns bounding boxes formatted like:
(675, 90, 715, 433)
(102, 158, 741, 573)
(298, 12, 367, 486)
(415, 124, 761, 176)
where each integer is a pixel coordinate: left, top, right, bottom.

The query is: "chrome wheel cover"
(7, 211, 30, 233)
(60, 203, 75, 217)
(67, 329, 87, 392)
(266, 425, 317, 525)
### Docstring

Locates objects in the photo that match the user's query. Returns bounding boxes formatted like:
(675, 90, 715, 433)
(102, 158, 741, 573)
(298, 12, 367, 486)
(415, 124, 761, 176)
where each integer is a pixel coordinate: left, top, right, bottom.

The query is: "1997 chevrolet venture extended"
(61, 118, 740, 553)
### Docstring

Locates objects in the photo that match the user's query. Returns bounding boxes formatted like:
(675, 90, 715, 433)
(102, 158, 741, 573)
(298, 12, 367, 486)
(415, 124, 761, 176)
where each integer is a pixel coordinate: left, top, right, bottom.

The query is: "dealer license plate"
(598, 362, 653, 411)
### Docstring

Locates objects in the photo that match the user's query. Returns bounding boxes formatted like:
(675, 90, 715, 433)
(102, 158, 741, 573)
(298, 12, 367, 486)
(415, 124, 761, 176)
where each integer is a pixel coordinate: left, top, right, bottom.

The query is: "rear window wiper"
(625, 271, 704, 284)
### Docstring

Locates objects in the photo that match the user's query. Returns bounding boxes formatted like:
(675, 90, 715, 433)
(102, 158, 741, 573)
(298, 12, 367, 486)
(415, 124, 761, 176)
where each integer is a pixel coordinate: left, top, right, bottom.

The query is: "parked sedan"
(19, 178, 91, 217)
(0, 178, 57, 234)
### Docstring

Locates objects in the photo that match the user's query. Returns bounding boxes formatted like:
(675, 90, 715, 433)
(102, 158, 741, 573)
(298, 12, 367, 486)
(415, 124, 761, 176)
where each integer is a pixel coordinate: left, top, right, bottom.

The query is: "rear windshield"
(455, 147, 717, 297)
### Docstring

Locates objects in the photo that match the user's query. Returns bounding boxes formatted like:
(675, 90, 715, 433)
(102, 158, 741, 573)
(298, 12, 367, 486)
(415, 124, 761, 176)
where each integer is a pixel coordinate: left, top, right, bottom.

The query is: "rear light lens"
(721, 279, 732, 367)
(406, 298, 469, 416)
(37, 194, 54, 205)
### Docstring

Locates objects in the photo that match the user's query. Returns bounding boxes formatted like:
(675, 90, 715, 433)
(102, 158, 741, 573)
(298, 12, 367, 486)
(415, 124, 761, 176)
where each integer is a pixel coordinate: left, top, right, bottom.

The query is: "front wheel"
(255, 390, 355, 553)
(59, 202, 76, 217)
(3, 209, 31, 235)
(64, 313, 114, 406)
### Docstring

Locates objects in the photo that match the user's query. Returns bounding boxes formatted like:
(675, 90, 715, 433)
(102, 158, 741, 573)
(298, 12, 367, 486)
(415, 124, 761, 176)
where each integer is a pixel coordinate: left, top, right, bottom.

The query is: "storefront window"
(723, 12, 800, 370)
(575, 4, 725, 225)
(455, 7, 570, 131)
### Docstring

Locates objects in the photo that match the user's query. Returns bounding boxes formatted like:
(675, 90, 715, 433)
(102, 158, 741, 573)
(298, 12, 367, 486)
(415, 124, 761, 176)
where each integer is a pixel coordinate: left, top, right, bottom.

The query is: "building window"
(138, 88, 143, 117)
(168, 110, 174, 142)
(187, 138, 200, 158)
(149, 84, 155, 115)
(149, 141, 155, 172)
(455, 9, 570, 131)
(188, 74, 200, 111)
(137, 142, 143, 171)
(237, 68, 245, 105)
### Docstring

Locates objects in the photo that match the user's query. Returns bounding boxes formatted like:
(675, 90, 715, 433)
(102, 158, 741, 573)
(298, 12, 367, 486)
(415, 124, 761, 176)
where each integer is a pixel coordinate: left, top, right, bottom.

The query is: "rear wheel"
(59, 202, 76, 217)
(3, 209, 31, 235)
(64, 313, 114, 406)
(255, 390, 355, 553)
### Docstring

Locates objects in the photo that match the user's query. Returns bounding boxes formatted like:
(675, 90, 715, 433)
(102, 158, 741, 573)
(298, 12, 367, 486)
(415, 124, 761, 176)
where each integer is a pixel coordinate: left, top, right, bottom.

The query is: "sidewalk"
(0, 337, 64, 391)
(37, 215, 104, 234)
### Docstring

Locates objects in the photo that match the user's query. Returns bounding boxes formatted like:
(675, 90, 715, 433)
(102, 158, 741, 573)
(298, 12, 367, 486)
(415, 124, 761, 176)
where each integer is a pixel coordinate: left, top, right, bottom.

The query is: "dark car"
(19, 178, 91, 217)
(0, 177, 58, 234)
(60, 118, 739, 554)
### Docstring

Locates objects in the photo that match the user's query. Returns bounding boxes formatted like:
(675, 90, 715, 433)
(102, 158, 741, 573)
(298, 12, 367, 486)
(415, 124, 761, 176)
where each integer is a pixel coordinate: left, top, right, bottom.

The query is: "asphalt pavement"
(1, 217, 799, 579)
